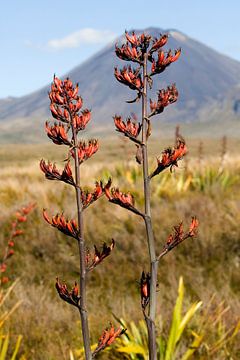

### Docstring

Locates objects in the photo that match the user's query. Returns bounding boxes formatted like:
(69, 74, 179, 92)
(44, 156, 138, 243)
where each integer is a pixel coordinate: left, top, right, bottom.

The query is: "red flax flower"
(86, 239, 115, 271)
(43, 210, 78, 239)
(158, 217, 199, 259)
(105, 187, 134, 208)
(45, 122, 71, 146)
(105, 186, 143, 217)
(49, 76, 83, 116)
(71, 139, 99, 164)
(0, 203, 35, 286)
(125, 30, 141, 47)
(140, 271, 151, 310)
(149, 34, 168, 53)
(150, 139, 187, 178)
(115, 43, 142, 63)
(80, 180, 109, 209)
(114, 115, 142, 139)
(114, 66, 143, 91)
(73, 109, 91, 132)
(149, 84, 178, 117)
(92, 323, 126, 357)
(151, 48, 181, 75)
(40, 160, 74, 186)
(55, 278, 80, 307)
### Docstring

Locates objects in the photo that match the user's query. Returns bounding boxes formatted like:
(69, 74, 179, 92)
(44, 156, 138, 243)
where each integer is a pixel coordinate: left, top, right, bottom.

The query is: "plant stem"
(141, 52, 158, 360)
(71, 125, 92, 360)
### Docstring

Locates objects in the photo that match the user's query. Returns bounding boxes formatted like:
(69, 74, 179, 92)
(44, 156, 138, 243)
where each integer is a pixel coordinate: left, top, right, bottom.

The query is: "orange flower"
(149, 84, 178, 116)
(43, 210, 79, 239)
(149, 34, 168, 53)
(150, 139, 187, 178)
(114, 66, 143, 91)
(106, 187, 134, 207)
(80, 180, 109, 209)
(114, 115, 142, 138)
(93, 323, 126, 356)
(71, 139, 99, 164)
(45, 122, 71, 146)
(115, 43, 142, 63)
(73, 109, 91, 131)
(151, 48, 181, 75)
(40, 160, 74, 186)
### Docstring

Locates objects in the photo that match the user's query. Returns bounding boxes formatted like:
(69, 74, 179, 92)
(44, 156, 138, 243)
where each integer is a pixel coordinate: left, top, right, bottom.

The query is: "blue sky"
(0, 0, 239, 98)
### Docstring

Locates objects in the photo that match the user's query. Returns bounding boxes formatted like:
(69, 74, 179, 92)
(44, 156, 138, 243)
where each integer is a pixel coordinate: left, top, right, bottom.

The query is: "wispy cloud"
(47, 28, 116, 50)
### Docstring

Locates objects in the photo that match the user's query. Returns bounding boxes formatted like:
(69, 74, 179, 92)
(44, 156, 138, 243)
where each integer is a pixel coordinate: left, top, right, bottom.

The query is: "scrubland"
(0, 136, 240, 359)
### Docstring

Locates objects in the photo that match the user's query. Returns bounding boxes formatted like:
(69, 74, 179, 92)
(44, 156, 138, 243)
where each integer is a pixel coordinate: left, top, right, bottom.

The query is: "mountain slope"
(1, 27, 240, 142)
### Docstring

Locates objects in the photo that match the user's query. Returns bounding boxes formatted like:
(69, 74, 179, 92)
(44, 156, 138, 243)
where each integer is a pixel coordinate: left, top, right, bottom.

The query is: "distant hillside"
(0, 27, 240, 142)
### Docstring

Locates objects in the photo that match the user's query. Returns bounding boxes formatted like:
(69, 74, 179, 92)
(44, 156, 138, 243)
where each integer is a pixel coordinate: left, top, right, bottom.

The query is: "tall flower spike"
(149, 84, 179, 117)
(43, 210, 79, 239)
(86, 239, 115, 271)
(150, 139, 187, 178)
(151, 48, 181, 75)
(55, 278, 80, 307)
(92, 324, 126, 357)
(40, 160, 75, 186)
(71, 139, 99, 164)
(45, 122, 71, 146)
(114, 115, 142, 140)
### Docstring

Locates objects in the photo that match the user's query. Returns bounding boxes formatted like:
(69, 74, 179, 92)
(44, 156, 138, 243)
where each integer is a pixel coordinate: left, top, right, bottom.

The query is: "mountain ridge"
(0, 27, 240, 142)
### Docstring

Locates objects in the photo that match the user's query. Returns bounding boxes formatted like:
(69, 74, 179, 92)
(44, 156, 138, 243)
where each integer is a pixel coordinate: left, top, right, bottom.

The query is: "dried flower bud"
(86, 239, 115, 271)
(140, 271, 150, 310)
(43, 210, 79, 239)
(55, 278, 80, 307)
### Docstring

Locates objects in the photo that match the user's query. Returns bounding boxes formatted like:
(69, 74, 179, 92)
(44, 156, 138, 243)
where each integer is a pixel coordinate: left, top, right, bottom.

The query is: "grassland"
(0, 136, 240, 359)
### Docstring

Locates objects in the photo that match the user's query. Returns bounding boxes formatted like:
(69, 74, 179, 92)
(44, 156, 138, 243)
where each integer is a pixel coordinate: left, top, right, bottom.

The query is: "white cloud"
(47, 28, 116, 50)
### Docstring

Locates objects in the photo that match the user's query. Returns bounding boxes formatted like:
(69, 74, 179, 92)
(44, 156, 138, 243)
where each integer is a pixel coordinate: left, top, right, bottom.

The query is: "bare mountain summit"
(1, 27, 240, 142)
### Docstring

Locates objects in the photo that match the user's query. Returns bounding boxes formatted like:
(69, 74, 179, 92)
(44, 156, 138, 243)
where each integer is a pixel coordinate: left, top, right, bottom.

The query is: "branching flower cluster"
(41, 76, 125, 359)
(110, 30, 199, 360)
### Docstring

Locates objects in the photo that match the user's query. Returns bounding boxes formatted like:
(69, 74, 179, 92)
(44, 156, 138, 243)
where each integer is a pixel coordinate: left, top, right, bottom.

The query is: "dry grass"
(0, 139, 240, 359)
